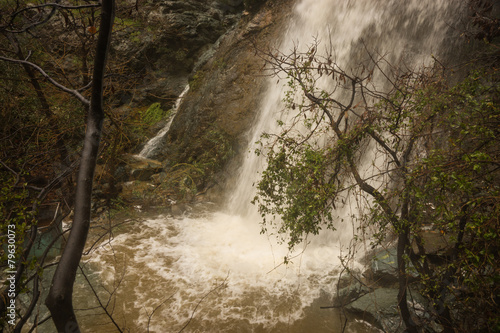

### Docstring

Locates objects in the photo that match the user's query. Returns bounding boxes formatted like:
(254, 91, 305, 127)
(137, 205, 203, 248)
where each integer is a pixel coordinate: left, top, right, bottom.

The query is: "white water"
(77, 1, 460, 332)
(138, 84, 190, 159)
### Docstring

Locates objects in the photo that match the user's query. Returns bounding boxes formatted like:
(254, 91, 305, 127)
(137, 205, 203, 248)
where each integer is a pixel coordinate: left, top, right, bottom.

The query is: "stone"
(332, 282, 372, 308)
(171, 203, 188, 217)
(109, 0, 244, 108)
(345, 287, 431, 333)
(364, 246, 419, 287)
(122, 154, 164, 181)
(150, 171, 169, 185)
(367, 247, 399, 287)
(346, 288, 401, 331)
(158, 0, 293, 167)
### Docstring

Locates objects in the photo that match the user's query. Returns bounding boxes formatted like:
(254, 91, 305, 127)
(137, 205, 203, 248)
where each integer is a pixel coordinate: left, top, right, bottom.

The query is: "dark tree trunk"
(45, 0, 115, 331)
(396, 227, 418, 333)
(397, 184, 418, 333)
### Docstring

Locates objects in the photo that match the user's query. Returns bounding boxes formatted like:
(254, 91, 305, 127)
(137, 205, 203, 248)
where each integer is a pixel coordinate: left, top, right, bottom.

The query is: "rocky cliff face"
(108, 0, 294, 202)
(112, 0, 246, 107)
(125, 0, 293, 191)
(163, 0, 292, 173)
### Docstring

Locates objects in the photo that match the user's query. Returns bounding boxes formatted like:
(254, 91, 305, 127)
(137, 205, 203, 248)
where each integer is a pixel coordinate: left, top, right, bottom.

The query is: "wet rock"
(332, 282, 372, 308)
(113, 163, 129, 183)
(150, 171, 169, 185)
(346, 288, 402, 332)
(171, 203, 189, 217)
(130, 161, 163, 181)
(159, 0, 293, 167)
(347, 289, 424, 332)
(120, 180, 156, 204)
(345, 287, 432, 333)
(242, 8, 273, 36)
(368, 248, 399, 287)
(413, 230, 456, 266)
(120, 154, 164, 181)
(111, 0, 244, 108)
(363, 247, 418, 287)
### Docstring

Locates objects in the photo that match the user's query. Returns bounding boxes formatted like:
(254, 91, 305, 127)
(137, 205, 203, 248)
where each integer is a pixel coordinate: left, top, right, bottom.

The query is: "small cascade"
(138, 84, 190, 159)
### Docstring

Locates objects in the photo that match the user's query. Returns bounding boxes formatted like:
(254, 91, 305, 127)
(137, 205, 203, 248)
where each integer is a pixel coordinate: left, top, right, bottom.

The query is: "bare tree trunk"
(396, 227, 418, 333)
(45, 0, 115, 331)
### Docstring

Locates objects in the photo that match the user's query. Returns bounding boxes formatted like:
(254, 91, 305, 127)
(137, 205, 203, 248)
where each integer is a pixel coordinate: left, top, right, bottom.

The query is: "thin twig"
(146, 294, 175, 333)
(178, 274, 230, 333)
(0, 56, 90, 106)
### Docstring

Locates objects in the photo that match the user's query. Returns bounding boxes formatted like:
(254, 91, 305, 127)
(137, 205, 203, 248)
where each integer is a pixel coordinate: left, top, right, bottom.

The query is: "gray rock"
(150, 171, 169, 185)
(346, 288, 402, 332)
(159, 2, 294, 166)
(171, 203, 190, 217)
(332, 282, 372, 307)
(110, 0, 243, 108)
(365, 247, 418, 287)
(345, 287, 433, 333)
(370, 248, 399, 286)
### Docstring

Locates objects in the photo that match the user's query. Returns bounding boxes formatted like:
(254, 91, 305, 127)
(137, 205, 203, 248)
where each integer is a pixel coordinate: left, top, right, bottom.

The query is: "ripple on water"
(80, 212, 359, 332)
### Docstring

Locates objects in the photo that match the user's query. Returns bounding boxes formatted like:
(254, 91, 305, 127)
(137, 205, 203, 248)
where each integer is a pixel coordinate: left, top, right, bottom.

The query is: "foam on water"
(86, 211, 349, 330)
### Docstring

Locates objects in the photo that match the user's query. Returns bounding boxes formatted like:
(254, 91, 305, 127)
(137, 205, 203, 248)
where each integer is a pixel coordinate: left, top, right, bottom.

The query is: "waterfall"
(227, 0, 459, 261)
(229, 0, 458, 213)
(138, 84, 190, 159)
(77, 1, 461, 332)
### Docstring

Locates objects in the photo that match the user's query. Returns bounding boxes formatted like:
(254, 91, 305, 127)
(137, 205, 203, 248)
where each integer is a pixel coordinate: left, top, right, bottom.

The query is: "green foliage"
(253, 142, 339, 247)
(184, 127, 234, 192)
(402, 69, 500, 327)
(198, 127, 234, 172)
(163, 163, 204, 201)
(141, 102, 168, 125)
(0, 173, 34, 244)
(188, 70, 206, 91)
(140, 126, 235, 204)
(0, 166, 37, 306)
(255, 38, 500, 330)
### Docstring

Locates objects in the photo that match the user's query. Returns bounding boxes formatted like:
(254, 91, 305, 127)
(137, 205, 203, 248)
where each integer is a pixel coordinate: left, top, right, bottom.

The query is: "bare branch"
(79, 263, 124, 333)
(178, 274, 229, 333)
(0, 55, 90, 106)
(145, 295, 175, 333)
(3, 0, 59, 34)
(27, 315, 52, 333)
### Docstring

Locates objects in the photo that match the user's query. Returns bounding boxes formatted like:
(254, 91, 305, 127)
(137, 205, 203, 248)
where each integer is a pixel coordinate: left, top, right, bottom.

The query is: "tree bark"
(45, 0, 115, 331)
(396, 226, 418, 333)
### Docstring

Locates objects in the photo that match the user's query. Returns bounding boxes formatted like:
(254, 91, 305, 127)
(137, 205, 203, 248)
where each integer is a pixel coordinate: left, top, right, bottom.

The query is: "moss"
(141, 102, 168, 125)
(162, 126, 235, 201)
(188, 70, 206, 91)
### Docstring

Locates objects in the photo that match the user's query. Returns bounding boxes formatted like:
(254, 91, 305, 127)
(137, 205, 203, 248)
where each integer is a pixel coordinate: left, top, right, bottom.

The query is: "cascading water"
(138, 84, 190, 159)
(72, 1, 461, 332)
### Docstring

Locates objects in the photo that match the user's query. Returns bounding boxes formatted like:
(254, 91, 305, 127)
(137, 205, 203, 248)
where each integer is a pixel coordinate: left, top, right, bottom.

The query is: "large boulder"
(345, 288, 430, 333)
(364, 247, 419, 287)
(332, 282, 372, 308)
(156, 0, 293, 166)
(368, 248, 399, 287)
